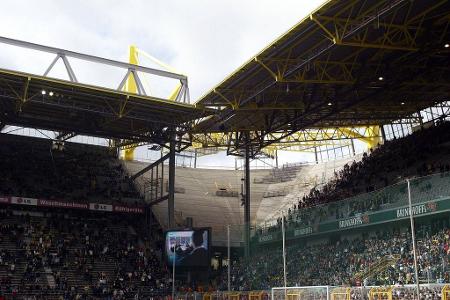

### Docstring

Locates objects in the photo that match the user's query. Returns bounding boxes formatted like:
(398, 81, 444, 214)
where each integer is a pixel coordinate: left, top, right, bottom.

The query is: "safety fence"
(252, 172, 450, 245)
(172, 284, 450, 300)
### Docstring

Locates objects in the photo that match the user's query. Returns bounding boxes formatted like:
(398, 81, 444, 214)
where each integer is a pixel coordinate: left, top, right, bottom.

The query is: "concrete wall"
(125, 154, 360, 246)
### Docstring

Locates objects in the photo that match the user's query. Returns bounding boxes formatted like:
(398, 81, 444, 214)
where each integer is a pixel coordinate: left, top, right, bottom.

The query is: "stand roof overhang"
(0, 68, 211, 144)
(194, 0, 450, 150)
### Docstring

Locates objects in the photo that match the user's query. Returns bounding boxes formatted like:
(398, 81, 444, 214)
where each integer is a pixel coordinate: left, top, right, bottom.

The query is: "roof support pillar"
(244, 134, 251, 258)
(168, 131, 176, 229)
(351, 139, 356, 156)
(380, 125, 387, 143)
(417, 111, 424, 130)
(193, 149, 198, 169)
(275, 149, 279, 169)
(314, 146, 319, 164)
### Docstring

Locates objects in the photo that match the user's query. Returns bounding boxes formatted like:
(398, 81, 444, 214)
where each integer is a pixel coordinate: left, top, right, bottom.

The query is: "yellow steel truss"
(120, 45, 186, 159)
(122, 0, 445, 157)
(190, 125, 381, 156)
(191, 0, 449, 158)
(123, 45, 139, 160)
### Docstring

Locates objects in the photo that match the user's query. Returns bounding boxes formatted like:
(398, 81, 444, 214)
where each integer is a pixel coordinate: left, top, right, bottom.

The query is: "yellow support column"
(123, 45, 139, 161)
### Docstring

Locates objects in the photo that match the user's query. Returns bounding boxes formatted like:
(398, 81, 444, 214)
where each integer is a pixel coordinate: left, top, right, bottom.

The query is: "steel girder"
(190, 126, 381, 155)
(194, 0, 450, 157)
(0, 68, 207, 147)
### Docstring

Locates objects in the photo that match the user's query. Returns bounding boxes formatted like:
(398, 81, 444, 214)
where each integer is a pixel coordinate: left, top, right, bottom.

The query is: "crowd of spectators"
(0, 134, 142, 206)
(0, 134, 175, 299)
(221, 221, 450, 292)
(0, 208, 170, 299)
(265, 121, 450, 233)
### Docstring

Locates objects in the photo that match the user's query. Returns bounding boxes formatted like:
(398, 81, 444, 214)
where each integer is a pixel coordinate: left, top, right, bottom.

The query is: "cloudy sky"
(0, 0, 326, 101)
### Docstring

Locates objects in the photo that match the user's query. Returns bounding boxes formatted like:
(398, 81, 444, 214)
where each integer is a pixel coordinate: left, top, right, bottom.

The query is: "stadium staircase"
(353, 254, 400, 281)
(0, 214, 136, 298)
(0, 216, 54, 297)
(0, 235, 24, 288)
(126, 153, 170, 205)
(254, 163, 303, 184)
(49, 222, 131, 295)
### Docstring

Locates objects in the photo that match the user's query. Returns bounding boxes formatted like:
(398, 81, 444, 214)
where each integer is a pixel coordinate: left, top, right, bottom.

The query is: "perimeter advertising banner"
(256, 197, 450, 244)
(0, 197, 10, 204)
(0, 195, 144, 214)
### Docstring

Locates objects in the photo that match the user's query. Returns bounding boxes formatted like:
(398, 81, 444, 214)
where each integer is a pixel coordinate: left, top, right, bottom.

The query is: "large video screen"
(165, 228, 210, 268)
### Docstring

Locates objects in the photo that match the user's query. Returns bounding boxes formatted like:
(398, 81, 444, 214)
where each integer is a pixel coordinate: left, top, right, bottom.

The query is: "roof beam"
(55, 131, 77, 141)
(0, 35, 186, 81)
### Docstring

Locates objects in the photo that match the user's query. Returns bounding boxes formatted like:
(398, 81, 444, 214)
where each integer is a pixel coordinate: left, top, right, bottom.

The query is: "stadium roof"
(194, 0, 450, 154)
(0, 68, 210, 146)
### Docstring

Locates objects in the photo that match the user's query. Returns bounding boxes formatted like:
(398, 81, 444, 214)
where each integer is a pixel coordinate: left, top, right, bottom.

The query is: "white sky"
(0, 0, 365, 168)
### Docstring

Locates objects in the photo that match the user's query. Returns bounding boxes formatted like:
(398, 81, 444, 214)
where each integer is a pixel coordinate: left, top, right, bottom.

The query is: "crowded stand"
(0, 208, 170, 299)
(0, 134, 171, 299)
(273, 121, 450, 231)
(2, 121, 450, 299)
(222, 223, 450, 291)
(221, 121, 450, 297)
(0, 134, 142, 206)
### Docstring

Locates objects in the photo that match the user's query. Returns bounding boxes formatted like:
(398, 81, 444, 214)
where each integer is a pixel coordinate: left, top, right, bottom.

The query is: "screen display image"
(165, 228, 210, 267)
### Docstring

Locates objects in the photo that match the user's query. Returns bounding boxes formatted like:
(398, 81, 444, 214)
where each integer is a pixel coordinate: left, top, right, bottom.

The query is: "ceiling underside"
(194, 0, 450, 154)
(0, 69, 210, 146)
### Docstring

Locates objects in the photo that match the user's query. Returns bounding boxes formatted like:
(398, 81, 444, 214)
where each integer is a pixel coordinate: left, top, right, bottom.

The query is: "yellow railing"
(286, 291, 303, 300)
(369, 287, 393, 300)
(331, 287, 350, 300)
(249, 291, 268, 300)
(443, 285, 450, 300)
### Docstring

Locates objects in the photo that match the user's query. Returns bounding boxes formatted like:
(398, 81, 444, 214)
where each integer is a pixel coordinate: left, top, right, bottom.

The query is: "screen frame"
(164, 227, 211, 270)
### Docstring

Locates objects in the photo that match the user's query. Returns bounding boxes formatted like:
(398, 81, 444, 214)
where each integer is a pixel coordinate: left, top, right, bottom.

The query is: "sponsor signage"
(10, 197, 37, 206)
(258, 234, 274, 243)
(396, 202, 437, 218)
(338, 215, 370, 229)
(294, 226, 313, 236)
(256, 197, 450, 245)
(89, 203, 113, 212)
(1, 195, 143, 214)
(113, 206, 144, 214)
(39, 199, 89, 210)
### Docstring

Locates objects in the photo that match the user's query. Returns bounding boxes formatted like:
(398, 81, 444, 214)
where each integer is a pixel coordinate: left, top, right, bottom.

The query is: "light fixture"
(445, 43, 450, 48)
(327, 102, 333, 106)
(378, 76, 384, 81)
(49, 91, 54, 97)
(41, 90, 46, 95)
(401, 102, 405, 105)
